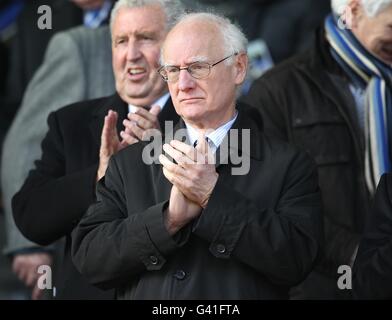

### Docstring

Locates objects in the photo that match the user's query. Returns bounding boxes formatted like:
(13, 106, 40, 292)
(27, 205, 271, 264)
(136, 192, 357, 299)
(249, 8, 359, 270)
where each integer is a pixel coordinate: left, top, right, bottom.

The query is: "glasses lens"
(189, 62, 210, 79)
(165, 66, 180, 82)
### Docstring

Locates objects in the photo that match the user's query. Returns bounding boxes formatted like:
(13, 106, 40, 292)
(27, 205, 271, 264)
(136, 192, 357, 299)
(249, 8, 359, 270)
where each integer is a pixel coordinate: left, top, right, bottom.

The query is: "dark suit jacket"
(353, 173, 392, 299)
(12, 92, 179, 299)
(71, 108, 323, 299)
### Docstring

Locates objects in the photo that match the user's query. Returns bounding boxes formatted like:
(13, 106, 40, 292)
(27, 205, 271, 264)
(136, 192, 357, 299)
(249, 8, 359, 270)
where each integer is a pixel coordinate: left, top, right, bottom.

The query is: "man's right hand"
(122, 105, 161, 141)
(12, 253, 53, 300)
(97, 106, 162, 181)
(97, 110, 134, 181)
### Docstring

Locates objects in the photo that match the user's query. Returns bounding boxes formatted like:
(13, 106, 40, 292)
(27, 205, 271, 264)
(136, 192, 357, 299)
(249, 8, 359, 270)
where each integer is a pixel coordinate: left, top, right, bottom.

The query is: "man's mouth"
(180, 97, 204, 103)
(128, 67, 146, 76)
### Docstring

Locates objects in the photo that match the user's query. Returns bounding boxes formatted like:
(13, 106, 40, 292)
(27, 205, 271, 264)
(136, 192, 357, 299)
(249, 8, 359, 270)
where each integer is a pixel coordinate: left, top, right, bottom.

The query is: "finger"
(122, 123, 138, 139)
(162, 167, 182, 186)
(100, 122, 112, 158)
(163, 167, 193, 196)
(169, 140, 197, 162)
(100, 115, 110, 143)
(196, 132, 208, 155)
(133, 106, 160, 123)
(25, 269, 37, 287)
(120, 131, 138, 145)
(101, 110, 118, 147)
(159, 154, 186, 175)
(149, 105, 161, 116)
(18, 267, 28, 284)
(31, 284, 43, 300)
(162, 167, 173, 183)
(127, 113, 154, 130)
(118, 138, 131, 150)
(108, 110, 119, 137)
(163, 143, 195, 166)
(124, 120, 145, 140)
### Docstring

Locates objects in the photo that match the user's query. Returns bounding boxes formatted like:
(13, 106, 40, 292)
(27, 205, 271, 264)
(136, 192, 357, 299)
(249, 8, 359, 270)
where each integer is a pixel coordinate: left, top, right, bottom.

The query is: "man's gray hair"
(331, 0, 392, 17)
(162, 12, 248, 65)
(110, 0, 185, 35)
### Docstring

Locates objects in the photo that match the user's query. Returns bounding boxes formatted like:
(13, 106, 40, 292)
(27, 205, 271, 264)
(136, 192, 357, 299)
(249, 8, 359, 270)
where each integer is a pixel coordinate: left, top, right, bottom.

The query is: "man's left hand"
(159, 136, 218, 208)
(123, 105, 161, 141)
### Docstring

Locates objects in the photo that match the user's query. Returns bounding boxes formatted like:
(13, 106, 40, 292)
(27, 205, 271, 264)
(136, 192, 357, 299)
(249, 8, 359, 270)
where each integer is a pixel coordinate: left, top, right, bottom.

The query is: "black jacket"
(353, 173, 392, 299)
(12, 93, 179, 299)
(244, 30, 371, 298)
(71, 109, 323, 299)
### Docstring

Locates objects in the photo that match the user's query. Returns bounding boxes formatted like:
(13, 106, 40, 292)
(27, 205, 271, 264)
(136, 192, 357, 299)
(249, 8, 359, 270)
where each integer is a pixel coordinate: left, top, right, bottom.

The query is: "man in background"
(11, 0, 183, 299)
(245, 0, 392, 299)
(0, 0, 114, 300)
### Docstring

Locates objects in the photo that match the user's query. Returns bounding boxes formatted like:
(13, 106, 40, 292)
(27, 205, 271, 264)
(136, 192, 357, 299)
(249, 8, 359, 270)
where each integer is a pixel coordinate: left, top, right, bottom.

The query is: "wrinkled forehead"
(162, 20, 225, 65)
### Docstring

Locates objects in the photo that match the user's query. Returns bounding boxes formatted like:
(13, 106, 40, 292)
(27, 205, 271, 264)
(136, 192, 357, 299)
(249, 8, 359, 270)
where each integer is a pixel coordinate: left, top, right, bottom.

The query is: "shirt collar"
(128, 92, 170, 114)
(185, 110, 238, 150)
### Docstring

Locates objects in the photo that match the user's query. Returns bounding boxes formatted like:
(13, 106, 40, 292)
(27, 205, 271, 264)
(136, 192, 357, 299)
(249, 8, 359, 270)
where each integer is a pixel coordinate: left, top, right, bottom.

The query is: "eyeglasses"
(158, 52, 238, 83)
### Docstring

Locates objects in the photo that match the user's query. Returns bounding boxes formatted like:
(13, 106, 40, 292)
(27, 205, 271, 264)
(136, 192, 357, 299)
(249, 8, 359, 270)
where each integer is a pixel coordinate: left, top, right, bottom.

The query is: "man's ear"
(234, 52, 248, 85)
(347, 0, 363, 30)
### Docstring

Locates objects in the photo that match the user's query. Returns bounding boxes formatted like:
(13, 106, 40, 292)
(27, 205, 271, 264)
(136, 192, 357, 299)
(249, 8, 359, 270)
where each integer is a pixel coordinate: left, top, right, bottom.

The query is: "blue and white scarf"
(325, 14, 392, 194)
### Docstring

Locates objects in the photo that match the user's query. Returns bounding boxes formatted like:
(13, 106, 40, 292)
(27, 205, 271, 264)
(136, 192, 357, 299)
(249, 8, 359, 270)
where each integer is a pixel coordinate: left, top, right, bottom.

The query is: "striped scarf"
(325, 14, 392, 194)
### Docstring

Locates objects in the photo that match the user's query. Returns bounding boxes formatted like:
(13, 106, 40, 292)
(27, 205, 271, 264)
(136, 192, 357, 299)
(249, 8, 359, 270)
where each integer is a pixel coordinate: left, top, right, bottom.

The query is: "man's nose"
(178, 69, 196, 91)
(126, 42, 142, 61)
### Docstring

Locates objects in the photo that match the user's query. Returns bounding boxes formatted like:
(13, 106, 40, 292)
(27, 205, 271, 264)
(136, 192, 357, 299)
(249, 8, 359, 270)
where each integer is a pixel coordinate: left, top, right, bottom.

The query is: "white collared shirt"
(185, 111, 238, 153)
(128, 92, 170, 114)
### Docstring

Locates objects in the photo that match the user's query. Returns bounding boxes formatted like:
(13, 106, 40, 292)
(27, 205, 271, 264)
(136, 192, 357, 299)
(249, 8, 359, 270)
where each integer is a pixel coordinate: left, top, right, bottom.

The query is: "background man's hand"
(122, 105, 161, 141)
(97, 110, 130, 181)
(12, 253, 53, 300)
(98, 106, 162, 181)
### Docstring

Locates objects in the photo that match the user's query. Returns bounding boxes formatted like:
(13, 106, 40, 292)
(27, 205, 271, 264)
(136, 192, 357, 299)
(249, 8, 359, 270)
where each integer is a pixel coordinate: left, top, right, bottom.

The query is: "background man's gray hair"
(331, 0, 392, 17)
(110, 0, 185, 35)
(162, 12, 248, 65)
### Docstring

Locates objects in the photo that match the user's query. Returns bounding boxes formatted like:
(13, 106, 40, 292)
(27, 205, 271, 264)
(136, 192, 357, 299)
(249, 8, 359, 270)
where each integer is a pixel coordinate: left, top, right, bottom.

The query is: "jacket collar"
(307, 27, 347, 78)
